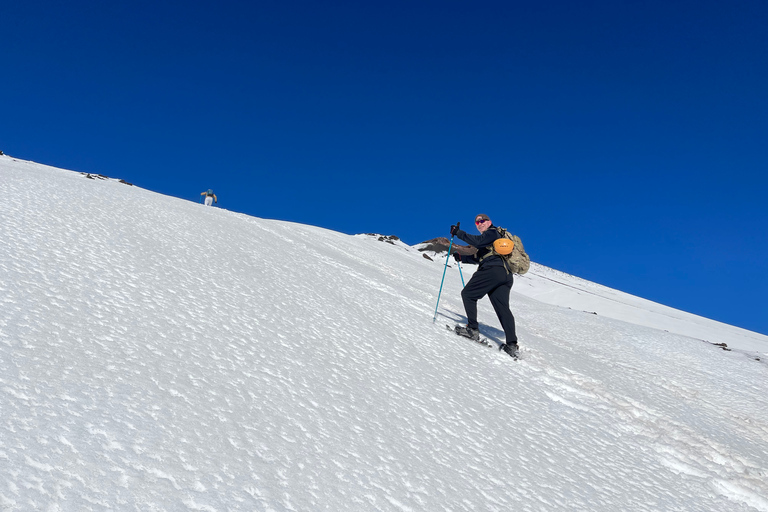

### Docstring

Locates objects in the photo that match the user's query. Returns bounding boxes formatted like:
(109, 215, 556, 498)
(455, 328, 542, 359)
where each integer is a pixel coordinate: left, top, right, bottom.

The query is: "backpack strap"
(477, 226, 512, 274)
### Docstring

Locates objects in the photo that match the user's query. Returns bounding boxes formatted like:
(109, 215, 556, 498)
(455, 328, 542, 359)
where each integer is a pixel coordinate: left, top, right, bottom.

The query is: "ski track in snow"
(1, 157, 767, 511)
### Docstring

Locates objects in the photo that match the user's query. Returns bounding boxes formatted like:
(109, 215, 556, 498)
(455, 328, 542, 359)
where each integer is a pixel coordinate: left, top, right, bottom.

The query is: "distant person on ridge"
(200, 189, 217, 206)
(450, 214, 519, 359)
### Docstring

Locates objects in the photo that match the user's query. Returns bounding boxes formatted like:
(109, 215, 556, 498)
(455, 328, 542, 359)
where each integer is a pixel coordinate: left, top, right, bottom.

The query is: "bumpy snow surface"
(1, 156, 767, 511)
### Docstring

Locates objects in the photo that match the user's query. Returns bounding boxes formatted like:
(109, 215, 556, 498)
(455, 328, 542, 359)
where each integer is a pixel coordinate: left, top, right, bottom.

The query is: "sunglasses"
(475, 219, 489, 225)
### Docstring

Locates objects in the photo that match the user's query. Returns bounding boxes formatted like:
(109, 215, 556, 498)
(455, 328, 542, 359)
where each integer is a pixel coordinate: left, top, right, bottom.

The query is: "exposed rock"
(81, 173, 107, 180)
(365, 234, 400, 245)
(80, 172, 132, 185)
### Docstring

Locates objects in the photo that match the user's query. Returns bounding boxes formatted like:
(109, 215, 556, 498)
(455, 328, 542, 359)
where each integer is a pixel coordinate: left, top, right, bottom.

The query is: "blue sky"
(3, 0, 766, 336)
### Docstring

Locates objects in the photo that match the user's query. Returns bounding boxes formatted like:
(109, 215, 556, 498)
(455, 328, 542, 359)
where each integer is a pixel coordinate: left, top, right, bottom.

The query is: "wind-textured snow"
(1, 155, 767, 511)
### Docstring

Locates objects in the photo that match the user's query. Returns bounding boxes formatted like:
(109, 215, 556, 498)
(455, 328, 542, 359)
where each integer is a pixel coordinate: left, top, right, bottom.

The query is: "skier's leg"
(460, 267, 498, 330)
(489, 272, 517, 344)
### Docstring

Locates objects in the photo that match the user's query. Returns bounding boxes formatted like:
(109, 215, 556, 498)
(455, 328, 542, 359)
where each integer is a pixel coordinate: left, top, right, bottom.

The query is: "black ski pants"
(461, 265, 517, 344)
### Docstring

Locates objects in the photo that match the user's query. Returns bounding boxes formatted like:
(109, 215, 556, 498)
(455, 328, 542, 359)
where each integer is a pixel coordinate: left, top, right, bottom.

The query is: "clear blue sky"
(3, 0, 766, 336)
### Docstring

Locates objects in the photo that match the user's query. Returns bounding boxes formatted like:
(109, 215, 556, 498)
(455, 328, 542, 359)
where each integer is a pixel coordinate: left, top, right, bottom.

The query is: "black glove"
(453, 252, 462, 262)
(450, 225, 459, 236)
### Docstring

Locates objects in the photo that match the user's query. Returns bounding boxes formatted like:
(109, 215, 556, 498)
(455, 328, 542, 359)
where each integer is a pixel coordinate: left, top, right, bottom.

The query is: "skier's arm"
(454, 228, 499, 248)
(453, 251, 478, 265)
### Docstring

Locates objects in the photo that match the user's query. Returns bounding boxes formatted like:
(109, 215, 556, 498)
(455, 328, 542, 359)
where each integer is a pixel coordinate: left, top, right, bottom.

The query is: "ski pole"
(433, 222, 459, 323)
(457, 260, 465, 287)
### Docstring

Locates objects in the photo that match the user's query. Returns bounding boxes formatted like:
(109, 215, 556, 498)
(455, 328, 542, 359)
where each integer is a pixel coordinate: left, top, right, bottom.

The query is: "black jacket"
(454, 226, 505, 269)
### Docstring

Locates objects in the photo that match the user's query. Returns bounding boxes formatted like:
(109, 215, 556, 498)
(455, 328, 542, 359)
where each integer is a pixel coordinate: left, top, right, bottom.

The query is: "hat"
(475, 213, 490, 222)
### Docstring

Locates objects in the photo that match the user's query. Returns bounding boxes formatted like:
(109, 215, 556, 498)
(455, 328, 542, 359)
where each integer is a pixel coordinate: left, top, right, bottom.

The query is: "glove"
(450, 225, 459, 236)
(453, 252, 462, 262)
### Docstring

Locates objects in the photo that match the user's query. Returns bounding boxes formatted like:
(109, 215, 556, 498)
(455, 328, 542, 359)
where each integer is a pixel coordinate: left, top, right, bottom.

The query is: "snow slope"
(514, 264, 767, 354)
(1, 156, 767, 511)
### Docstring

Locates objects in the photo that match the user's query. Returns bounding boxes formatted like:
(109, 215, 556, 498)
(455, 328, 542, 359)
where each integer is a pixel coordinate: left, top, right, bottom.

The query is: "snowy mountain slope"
(1, 156, 767, 511)
(514, 264, 767, 354)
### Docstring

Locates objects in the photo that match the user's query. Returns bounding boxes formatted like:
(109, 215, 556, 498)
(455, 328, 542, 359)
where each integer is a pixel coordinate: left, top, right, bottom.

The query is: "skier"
(200, 189, 217, 206)
(450, 214, 519, 358)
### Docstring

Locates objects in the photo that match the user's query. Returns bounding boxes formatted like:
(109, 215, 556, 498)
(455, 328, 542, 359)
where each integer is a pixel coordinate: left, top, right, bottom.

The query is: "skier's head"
(475, 213, 491, 233)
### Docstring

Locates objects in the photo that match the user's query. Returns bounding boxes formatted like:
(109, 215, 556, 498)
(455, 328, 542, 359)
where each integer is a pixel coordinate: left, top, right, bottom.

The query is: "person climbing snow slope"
(450, 213, 520, 359)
